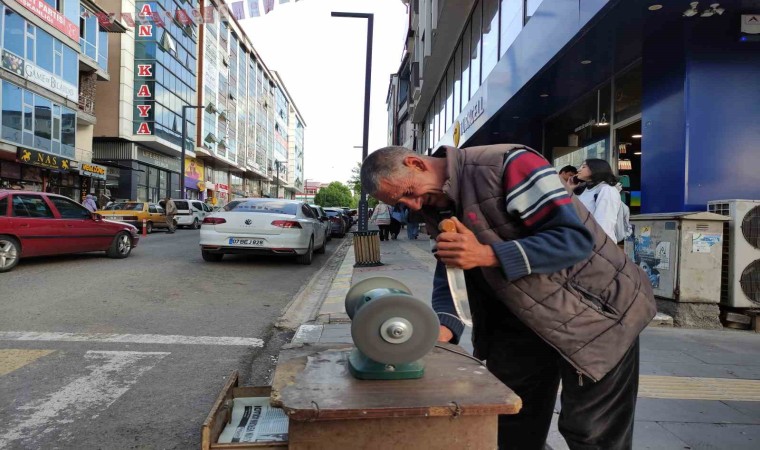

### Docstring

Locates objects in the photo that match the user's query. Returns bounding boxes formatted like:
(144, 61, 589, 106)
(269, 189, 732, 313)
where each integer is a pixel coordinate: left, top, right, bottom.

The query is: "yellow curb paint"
(0, 349, 55, 376)
(638, 375, 760, 401)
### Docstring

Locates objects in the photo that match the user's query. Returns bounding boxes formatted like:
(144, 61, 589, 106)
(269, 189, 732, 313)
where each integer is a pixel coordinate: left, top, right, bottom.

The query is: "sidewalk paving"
(294, 231, 760, 449)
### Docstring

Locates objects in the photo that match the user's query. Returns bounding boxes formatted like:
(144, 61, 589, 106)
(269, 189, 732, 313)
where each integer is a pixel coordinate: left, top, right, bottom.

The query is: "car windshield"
(325, 210, 341, 217)
(173, 201, 189, 210)
(223, 200, 298, 215)
(107, 203, 144, 211)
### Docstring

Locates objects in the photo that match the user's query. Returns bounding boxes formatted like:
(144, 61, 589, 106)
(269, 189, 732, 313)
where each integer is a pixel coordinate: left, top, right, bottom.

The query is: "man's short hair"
(559, 165, 577, 174)
(361, 146, 414, 195)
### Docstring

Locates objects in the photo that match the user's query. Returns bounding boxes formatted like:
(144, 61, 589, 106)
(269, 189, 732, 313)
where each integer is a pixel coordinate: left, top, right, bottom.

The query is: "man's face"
(559, 170, 576, 182)
(373, 159, 449, 211)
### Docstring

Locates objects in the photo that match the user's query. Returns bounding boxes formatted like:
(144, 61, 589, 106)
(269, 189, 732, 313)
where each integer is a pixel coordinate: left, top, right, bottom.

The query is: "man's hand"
(436, 217, 499, 269)
(438, 325, 454, 343)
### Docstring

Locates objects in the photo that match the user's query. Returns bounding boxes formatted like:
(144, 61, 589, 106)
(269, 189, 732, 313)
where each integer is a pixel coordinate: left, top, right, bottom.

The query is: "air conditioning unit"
(707, 199, 760, 308)
(204, 132, 218, 144)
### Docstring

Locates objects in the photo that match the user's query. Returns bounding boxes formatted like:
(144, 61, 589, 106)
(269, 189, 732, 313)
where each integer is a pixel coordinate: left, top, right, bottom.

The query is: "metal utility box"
(625, 212, 729, 302)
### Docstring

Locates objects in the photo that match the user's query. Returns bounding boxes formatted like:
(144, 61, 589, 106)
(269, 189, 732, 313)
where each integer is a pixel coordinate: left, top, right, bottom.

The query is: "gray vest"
(425, 145, 656, 381)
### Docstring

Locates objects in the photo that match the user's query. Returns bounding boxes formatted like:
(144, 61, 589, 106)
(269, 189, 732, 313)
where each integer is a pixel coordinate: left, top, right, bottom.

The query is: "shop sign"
(215, 183, 229, 193)
(17, 148, 71, 170)
(1, 50, 24, 77)
(17, 0, 79, 42)
(79, 163, 107, 180)
(184, 157, 204, 189)
(461, 97, 484, 133)
(574, 119, 596, 133)
(137, 147, 180, 172)
(24, 60, 78, 102)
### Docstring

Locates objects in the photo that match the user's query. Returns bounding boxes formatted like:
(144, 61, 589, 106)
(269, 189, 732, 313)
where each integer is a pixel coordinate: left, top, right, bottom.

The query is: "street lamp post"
(332, 11, 373, 232)
(180, 105, 203, 200)
(274, 160, 284, 199)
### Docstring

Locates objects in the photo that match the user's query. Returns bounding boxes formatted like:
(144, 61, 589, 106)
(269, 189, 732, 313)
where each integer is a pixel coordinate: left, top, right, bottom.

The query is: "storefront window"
(159, 170, 167, 200)
(500, 0, 522, 57)
(614, 64, 642, 124)
(525, 0, 544, 24)
(461, 22, 471, 103)
(454, 42, 462, 116)
(446, 62, 454, 127)
(482, 0, 499, 81)
(1, 82, 22, 143)
(470, 1, 482, 97)
(34, 97, 52, 152)
(3, 8, 24, 57)
(545, 85, 612, 167)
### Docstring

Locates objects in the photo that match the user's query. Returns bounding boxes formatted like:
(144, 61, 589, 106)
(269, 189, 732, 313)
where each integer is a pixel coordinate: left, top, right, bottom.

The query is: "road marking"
(0, 350, 169, 447)
(0, 331, 264, 347)
(0, 349, 55, 376)
(0, 351, 169, 448)
(639, 375, 760, 401)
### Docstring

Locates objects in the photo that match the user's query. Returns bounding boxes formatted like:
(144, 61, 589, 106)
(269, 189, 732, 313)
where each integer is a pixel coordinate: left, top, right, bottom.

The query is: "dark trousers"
(485, 320, 639, 450)
(389, 219, 402, 239)
(378, 225, 390, 241)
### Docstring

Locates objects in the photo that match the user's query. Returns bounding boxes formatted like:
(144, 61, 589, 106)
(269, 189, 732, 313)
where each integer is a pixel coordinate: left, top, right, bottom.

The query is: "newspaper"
(217, 397, 289, 443)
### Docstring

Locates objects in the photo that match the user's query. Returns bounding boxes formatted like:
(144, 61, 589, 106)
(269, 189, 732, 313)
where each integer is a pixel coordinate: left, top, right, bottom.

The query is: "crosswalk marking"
(0, 331, 264, 347)
(0, 350, 169, 448)
(0, 349, 55, 376)
(639, 375, 760, 401)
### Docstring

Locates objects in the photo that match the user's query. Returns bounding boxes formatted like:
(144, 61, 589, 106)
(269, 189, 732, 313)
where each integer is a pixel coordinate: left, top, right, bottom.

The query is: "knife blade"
(439, 219, 473, 328)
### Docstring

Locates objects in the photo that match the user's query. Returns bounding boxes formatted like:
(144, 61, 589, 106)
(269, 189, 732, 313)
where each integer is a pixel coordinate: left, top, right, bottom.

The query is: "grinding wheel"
(351, 295, 439, 365)
(344, 277, 411, 319)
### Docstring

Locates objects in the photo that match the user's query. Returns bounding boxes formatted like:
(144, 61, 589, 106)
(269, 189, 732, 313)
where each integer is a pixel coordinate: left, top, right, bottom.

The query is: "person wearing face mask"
(566, 159, 626, 243)
(360, 145, 655, 450)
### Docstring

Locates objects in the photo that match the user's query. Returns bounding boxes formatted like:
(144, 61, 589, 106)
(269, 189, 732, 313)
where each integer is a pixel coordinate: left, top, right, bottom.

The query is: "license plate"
(228, 238, 264, 246)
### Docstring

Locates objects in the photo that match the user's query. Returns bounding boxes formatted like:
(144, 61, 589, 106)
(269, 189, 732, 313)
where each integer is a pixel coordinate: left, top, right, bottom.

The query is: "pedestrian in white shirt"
(567, 159, 623, 242)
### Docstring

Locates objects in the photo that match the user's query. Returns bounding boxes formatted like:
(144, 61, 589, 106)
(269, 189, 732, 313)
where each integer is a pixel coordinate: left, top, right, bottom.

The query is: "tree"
(314, 182, 354, 207)
(347, 162, 362, 197)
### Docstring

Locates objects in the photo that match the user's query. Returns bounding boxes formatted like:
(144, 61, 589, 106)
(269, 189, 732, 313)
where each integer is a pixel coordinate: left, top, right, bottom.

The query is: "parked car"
(98, 202, 176, 233)
(0, 191, 139, 273)
(199, 198, 327, 265)
(323, 208, 348, 238)
(166, 199, 209, 229)
(309, 204, 331, 242)
(339, 207, 354, 228)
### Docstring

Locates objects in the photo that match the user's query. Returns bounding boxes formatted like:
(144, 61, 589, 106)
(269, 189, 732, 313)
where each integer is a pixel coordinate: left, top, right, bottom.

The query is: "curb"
(314, 242, 356, 324)
(275, 237, 352, 331)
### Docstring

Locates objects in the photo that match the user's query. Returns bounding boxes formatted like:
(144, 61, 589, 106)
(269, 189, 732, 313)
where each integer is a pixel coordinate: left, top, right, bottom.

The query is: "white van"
(172, 199, 210, 229)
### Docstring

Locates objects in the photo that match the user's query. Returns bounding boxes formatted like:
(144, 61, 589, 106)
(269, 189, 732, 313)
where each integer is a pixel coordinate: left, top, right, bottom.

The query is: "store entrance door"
(614, 118, 642, 214)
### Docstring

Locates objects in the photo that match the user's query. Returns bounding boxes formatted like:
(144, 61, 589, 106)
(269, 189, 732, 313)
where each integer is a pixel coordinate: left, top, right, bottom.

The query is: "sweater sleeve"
(592, 185, 621, 242)
(431, 260, 465, 344)
(491, 149, 594, 280)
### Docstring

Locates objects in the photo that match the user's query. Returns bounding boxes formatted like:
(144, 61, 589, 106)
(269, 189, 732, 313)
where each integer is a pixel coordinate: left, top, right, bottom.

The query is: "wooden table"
(271, 344, 521, 449)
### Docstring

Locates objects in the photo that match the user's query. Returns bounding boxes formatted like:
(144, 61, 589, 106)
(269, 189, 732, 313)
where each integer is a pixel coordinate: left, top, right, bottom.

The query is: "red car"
(0, 190, 140, 273)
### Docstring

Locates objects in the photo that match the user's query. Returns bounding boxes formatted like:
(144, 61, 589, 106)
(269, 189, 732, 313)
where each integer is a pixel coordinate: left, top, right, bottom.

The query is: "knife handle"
(439, 218, 457, 233)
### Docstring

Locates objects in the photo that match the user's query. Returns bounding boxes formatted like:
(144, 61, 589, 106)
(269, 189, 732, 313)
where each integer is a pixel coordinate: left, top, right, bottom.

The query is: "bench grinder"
(344, 277, 439, 380)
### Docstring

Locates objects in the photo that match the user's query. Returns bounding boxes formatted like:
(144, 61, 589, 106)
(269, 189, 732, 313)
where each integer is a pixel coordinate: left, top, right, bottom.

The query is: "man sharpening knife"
(361, 144, 656, 450)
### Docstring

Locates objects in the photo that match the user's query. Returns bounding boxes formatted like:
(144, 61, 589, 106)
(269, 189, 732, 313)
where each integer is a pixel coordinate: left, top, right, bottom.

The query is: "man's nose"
(401, 198, 421, 211)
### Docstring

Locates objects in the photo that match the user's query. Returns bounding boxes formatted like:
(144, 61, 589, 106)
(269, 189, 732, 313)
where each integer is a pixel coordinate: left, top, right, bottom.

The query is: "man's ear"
(402, 155, 426, 172)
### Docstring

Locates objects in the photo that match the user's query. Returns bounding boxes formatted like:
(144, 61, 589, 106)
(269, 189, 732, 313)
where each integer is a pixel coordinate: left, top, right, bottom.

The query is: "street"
(0, 229, 346, 449)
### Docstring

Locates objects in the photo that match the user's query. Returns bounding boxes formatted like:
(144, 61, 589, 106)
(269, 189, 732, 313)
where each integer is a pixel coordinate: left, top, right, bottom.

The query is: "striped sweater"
(434, 149, 594, 341)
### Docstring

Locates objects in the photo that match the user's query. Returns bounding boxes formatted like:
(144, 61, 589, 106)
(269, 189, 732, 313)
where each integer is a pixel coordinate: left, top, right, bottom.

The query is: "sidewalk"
(293, 231, 760, 449)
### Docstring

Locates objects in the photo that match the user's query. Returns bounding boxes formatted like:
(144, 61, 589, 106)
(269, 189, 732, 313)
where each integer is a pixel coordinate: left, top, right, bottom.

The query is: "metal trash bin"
(352, 230, 382, 267)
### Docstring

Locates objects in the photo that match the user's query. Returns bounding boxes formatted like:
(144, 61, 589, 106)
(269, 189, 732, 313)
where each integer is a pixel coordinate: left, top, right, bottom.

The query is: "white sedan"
(199, 199, 327, 265)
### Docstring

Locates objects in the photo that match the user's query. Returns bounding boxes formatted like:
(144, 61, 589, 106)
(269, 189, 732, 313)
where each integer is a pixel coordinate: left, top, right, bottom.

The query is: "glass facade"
(1, 5, 79, 88)
(423, 0, 538, 150)
(133, 0, 198, 151)
(79, 5, 108, 71)
(1, 80, 76, 157)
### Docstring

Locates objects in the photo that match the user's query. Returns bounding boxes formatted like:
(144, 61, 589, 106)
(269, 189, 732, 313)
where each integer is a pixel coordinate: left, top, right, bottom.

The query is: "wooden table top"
(271, 343, 522, 422)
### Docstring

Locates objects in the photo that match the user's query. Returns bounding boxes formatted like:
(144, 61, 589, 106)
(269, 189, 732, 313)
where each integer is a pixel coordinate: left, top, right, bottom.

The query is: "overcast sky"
(240, 0, 409, 185)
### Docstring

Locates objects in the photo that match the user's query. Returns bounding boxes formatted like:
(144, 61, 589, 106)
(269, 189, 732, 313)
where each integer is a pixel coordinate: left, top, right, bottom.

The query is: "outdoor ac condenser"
(707, 199, 760, 308)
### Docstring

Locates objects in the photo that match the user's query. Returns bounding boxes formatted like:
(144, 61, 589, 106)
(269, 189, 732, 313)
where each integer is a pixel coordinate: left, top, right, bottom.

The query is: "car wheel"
(192, 218, 200, 230)
(0, 235, 21, 273)
(296, 238, 313, 265)
(146, 221, 153, 234)
(202, 250, 224, 262)
(106, 232, 132, 259)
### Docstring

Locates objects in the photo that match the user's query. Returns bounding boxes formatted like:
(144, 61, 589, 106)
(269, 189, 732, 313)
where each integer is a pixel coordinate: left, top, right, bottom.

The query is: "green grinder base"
(347, 348, 425, 380)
